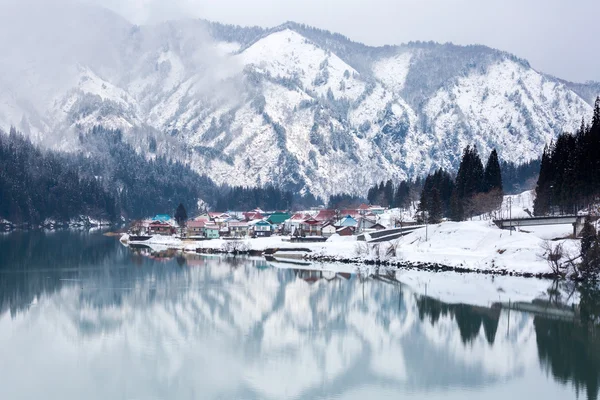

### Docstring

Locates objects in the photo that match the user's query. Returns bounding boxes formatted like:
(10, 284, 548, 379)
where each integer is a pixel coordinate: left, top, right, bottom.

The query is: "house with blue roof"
(153, 214, 172, 223)
(338, 215, 358, 228)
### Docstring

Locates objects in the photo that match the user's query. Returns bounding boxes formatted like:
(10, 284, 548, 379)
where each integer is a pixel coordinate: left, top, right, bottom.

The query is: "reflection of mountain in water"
(0, 232, 599, 399)
(0, 230, 122, 316)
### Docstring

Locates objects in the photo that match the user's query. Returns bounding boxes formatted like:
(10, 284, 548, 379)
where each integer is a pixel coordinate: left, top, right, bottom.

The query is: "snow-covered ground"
(518, 224, 573, 240)
(392, 221, 578, 274)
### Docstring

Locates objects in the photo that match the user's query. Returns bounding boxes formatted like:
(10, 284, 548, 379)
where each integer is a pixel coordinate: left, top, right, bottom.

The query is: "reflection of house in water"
(293, 269, 351, 284)
(129, 245, 178, 262)
(184, 254, 206, 267)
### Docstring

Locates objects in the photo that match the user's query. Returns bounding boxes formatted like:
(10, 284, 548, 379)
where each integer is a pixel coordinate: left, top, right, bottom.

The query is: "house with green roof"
(267, 212, 291, 226)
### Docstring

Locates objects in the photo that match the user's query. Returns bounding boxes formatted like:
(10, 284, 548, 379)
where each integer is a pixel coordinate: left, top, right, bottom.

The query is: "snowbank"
(394, 221, 578, 274)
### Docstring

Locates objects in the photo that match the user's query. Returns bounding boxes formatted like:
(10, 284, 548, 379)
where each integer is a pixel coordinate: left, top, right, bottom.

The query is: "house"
(356, 217, 378, 233)
(322, 222, 337, 238)
(267, 212, 291, 225)
(314, 209, 337, 223)
(148, 220, 175, 235)
(369, 205, 386, 215)
(152, 214, 172, 223)
(288, 213, 310, 234)
(204, 225, 220, 239)
(228, 221, 250, 237)
(253, 220, 272, 237)
(194, 214, 211, 222)
(208, 212, 231, 222)
(243, 211, 264, 222)
(336, 226, 355, 236)
(186, 220, 206, 239)
(357, 204, 371, 215)
(338, 215, 359, 228)
(340, 209, 360, 219)
(300, 217, 322, 237)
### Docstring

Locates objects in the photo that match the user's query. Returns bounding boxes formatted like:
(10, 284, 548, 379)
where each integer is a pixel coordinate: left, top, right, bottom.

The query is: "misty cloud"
(79, 0, 599, 83)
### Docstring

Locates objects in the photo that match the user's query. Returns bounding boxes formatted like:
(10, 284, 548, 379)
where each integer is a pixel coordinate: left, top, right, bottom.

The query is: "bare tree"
(222, 240, 249, 256)
(540, 240, 567, 276)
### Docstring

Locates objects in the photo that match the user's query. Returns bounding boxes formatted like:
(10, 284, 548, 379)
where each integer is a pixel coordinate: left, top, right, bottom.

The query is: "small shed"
(322, 222, 337, 238)
(336, 226, 355, 236)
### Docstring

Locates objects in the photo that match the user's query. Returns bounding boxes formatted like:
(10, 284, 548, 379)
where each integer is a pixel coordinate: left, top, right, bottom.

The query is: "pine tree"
(449, 189, 463, 221)
(533, 145, 553, 216)
(175, 203, 188, 235)
(428, 188, 442, 224)
(454, 145, 484, 220)
(384, 179, 394, 207)
(483, 149, 503, 193)
(580, 218, 599, 278)
(592, 96, 600, 129)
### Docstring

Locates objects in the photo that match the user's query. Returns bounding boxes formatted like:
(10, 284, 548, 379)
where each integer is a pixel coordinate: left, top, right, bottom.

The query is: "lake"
(0, 231, 599, 400)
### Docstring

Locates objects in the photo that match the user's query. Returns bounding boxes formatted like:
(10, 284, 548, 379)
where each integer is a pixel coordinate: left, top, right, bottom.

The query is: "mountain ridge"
(0, 4, 598, 198)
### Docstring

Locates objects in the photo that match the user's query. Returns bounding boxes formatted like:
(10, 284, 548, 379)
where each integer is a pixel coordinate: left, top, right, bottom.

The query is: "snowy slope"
(0, 5, 598, 198)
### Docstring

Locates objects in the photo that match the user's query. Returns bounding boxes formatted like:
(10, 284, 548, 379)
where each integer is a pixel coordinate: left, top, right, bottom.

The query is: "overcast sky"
(90, 0, 598, 83)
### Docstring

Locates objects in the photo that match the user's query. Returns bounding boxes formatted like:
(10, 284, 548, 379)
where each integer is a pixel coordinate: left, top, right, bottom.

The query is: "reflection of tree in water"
(0, 231, 123, 316)
(534, 285, 600, 400)
(417, 296, 500, 345)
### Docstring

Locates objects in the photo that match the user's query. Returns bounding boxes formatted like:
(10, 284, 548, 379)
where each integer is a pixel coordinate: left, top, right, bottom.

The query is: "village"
(129, 204, 407, 241)
(120, 190, 600, 279)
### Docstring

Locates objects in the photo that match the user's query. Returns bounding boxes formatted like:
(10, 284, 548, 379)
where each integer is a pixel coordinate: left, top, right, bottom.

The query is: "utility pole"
(508, 197, 512, 235)
(423, 209, 428, 242)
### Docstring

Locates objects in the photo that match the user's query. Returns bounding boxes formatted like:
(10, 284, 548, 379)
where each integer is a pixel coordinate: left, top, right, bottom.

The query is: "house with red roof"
(148, 220, 175, 236)
(314, 209, 337, 223)
(287, 212, 310, 234)
(243, 211, 264, 221)
(300, 216, 322, 237)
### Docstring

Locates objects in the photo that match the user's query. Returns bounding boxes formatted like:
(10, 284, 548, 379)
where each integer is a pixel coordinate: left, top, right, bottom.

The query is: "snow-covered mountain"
(0, 1, 597, 198)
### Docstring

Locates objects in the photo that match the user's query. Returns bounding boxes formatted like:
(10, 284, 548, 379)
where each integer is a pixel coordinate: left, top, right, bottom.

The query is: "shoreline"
(121, 220, 586, 281)
(125, 237, 570, 281)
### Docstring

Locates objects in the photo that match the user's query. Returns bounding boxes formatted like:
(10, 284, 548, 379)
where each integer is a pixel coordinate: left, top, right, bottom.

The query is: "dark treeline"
(419, 147, 503, 223)
(214, 185, 321, 212)
(327, 193, 365, 209)
(366, 179, 421, 209)
(0, 128, 118, 224)
(0, 127, 217, 224)
(534, 98, 600, 215)
(501, 158, 541, 194)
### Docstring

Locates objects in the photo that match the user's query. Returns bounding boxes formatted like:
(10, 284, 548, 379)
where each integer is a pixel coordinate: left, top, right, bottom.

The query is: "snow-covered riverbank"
(122, 219, 580, 277)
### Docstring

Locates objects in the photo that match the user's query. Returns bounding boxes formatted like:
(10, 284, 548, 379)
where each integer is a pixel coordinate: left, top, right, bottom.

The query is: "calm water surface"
(0, 231, 599, 400)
